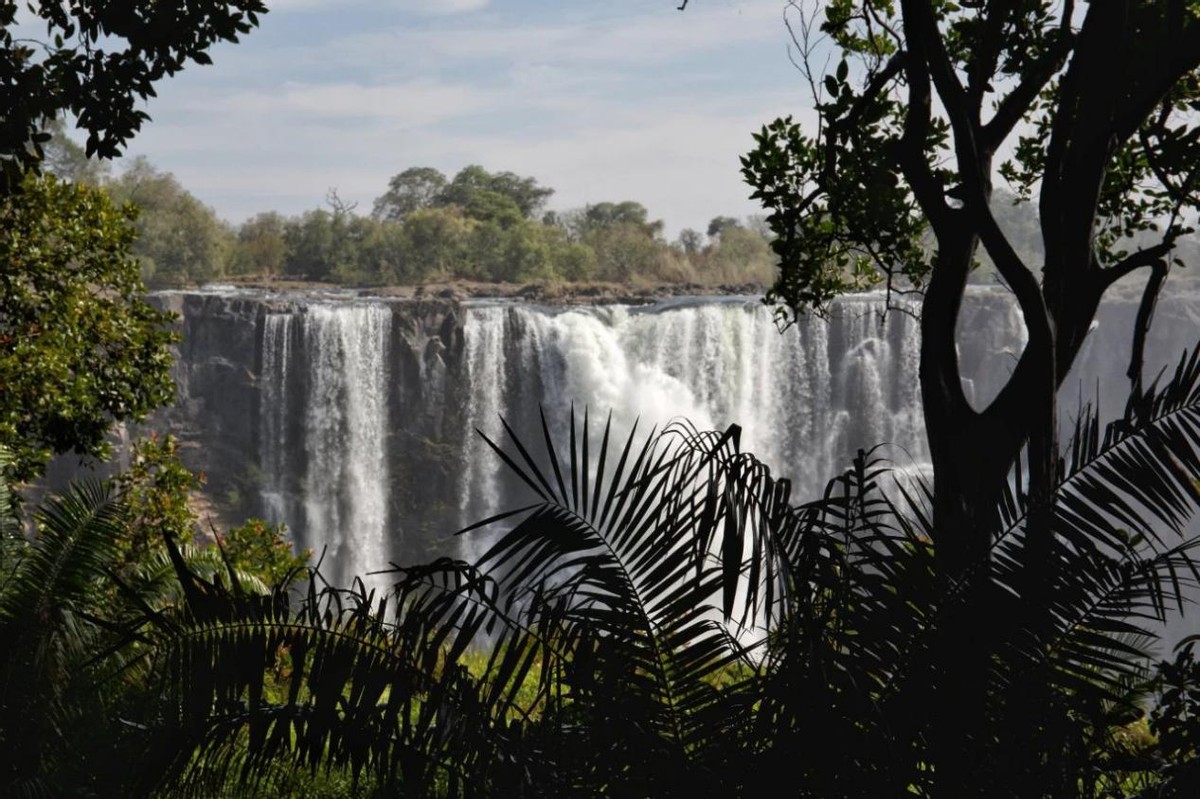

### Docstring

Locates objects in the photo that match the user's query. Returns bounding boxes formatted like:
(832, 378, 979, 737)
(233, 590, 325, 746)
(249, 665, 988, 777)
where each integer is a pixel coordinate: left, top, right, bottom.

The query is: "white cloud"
(147, 78, 500, 130)
(274, 81, 491, 123)
(329, 2, 783, 71)
(113, 1, 812, 234)
(268, 0, 488, 15)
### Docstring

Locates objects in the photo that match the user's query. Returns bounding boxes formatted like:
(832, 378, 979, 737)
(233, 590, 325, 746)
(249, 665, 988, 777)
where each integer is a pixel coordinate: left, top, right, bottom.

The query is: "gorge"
(151, 285, 1200, 592)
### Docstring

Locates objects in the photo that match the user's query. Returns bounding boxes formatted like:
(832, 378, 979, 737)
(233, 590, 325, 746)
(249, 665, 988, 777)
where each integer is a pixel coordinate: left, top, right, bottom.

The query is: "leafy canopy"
(0, 174, 176, 482)
(743, 1, 1200, 318)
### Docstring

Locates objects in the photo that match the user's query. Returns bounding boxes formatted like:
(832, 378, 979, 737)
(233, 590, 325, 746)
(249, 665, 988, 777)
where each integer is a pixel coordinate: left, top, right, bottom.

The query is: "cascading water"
(135, 282, 1192, 643)
(254, 288, 1162, 584)
(259, 313, 292, 525)
(460, 296, 939, 527)
(258, 303, 392, 589)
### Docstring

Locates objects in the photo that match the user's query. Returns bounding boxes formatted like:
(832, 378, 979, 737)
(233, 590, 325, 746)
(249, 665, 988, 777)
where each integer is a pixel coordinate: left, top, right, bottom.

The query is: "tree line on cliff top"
(49, 125, 1200, 294)
(47, 130, 778, 289)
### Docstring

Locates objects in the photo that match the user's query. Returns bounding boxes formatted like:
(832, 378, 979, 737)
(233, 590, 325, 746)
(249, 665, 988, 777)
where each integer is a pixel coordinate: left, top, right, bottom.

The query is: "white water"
(260, 303, 391, 590)
(461, 298, 934, 521)
(259, 313, 291, 525)
(257, 292, 1034, 583)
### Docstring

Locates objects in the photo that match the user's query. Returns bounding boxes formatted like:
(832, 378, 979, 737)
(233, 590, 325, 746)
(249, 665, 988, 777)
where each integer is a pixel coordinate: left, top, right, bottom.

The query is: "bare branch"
(785, 1, 831, 113)
(973, 205, 1042, 323)
(325, 188, 358, 216)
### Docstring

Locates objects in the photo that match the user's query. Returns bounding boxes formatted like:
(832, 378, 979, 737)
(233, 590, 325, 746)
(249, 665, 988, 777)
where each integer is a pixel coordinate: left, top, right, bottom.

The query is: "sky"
(89, 0, 812, 237)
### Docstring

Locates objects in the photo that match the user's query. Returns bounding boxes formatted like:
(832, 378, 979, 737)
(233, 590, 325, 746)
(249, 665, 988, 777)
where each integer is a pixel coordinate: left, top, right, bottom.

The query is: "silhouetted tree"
(741, 1, 1200, 792)
(0, 0, 266, 190)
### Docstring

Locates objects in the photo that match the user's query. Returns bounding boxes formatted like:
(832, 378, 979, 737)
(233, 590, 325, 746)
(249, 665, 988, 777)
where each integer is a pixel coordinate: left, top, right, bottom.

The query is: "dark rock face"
(149, 292, 470, 566)
(157, 293, 268, 494)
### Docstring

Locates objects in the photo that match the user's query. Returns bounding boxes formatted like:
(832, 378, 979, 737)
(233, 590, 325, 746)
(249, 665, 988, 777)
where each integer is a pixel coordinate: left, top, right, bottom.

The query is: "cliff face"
(154, 293, 270, 491)
(150, 292, 468, 567)
(140, 286, 1199, 584)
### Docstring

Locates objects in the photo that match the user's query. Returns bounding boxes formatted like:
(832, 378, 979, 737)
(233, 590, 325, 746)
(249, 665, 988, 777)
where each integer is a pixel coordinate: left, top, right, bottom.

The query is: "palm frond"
(0, 478, 166, 797)
(141, 525, 566, 797)
(459, 409, 764, 793)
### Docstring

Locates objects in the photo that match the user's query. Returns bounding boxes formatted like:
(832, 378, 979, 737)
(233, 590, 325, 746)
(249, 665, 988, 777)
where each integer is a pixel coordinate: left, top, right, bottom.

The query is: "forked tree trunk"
(919, 231, 1061, 797)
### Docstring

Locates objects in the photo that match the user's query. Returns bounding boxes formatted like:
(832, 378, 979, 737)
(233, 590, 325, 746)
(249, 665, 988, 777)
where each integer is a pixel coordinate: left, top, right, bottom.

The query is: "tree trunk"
(920, 231, 1061, 796)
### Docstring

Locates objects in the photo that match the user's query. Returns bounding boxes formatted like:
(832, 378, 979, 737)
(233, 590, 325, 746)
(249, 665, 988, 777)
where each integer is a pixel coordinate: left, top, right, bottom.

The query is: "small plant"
(218, 518, 311, 586)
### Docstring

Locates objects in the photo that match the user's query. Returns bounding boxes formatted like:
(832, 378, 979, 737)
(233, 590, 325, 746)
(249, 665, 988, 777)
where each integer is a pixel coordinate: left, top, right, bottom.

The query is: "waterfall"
(260, 303, 392, 590)
(460, 296, 935, 518)
(259, 314, 292, 524)
(253, 290, 1040, 582)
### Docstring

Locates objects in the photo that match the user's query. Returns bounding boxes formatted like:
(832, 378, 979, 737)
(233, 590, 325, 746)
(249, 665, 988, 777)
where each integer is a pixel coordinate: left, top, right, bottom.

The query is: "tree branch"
(903, 0, 980, 165)
(1102, 234, 1182, 289)
(1040, 1, 1124, 279)
(896, 14, 950, 232)
(1126, 260, 1168, 396)
(981, 31, 1075, 152)
(965, 0, 1016, 113)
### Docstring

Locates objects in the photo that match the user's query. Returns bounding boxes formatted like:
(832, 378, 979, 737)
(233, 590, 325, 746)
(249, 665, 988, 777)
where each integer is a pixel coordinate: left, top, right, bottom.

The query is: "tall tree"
(439, 164, 554, 219)
(0, 0, 266, 190)
(372, 166, 447, 221)
(704, 214, 740, 239)
(230, 211, 288, 277)
(740, 1, 1200, 794)
(108, 157, 233, 286)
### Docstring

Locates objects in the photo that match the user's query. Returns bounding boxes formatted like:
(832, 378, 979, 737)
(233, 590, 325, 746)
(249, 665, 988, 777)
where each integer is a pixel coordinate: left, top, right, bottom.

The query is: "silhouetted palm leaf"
(460, 409, 763, 793)
(138, 344, 1200, 797)
(699, 347, 1200, 797)
(0, 477, 137, 797)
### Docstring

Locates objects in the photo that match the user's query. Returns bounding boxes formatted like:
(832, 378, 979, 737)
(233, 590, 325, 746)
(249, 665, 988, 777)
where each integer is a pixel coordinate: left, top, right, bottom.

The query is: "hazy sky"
(95, 0, 808, 236)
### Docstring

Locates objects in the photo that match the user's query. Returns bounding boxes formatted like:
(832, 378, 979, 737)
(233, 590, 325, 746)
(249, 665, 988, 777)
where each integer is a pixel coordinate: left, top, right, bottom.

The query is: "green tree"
(372, 166, 447, 221)
(108, 157, 234, 286)
(283, 209, 337, 280)
(502, 221, 558, 282)
(705, 215, 740, 240)
(114, 435, 203, 567)
(0, 174, 176, 483)
(356, 217, 411, 284)
(219, 518, 310, 586)
(587, 219, 668, 281)
(282, 196, 377, 283)
(438, 164, 553, 219)
(569, 200, 664, 239)
(231, 211, 288, 278)
(399, 206, 472, 281)
(740, 1, 1200, 793)
(0, 0, 266, 190)
(703, 224, 775, 284)
(461, 190, 525, 228)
